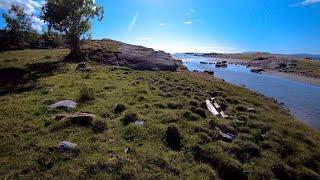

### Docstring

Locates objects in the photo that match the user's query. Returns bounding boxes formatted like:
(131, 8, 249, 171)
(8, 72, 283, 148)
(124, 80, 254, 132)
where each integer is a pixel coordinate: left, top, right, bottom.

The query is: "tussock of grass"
(0, 49, 320, 179)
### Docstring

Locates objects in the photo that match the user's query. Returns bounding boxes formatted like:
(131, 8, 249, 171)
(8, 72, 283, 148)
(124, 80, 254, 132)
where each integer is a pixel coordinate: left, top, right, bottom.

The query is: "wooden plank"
(206, 99, 220, 116)
(220, 111, 229, 119)
(213, 102, 221, 110)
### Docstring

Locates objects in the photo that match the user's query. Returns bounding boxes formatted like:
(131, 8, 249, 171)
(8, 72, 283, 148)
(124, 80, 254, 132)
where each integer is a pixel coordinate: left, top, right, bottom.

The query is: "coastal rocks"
(49, 100, 77, 109)
(54, 141, 77, 153)
(250, 68, 265, 74)
(247, 57, 298, 74)
(204, 70, 214, 75)
(81, 39, 177, 71)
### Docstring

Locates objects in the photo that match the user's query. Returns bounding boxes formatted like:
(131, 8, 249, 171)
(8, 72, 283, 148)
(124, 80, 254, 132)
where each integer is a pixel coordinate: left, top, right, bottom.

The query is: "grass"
(0, 49, 320, 179)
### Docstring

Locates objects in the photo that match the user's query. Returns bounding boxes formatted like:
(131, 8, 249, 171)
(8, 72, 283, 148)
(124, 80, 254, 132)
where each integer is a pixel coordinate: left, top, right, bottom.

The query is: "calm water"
(173, 54, 320, 130)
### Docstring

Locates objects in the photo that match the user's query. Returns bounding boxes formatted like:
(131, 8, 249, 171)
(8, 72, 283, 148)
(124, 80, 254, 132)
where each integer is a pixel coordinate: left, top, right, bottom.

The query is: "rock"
(76, 62, 92, 72)
(54, 141, 77, 153)
(55, 114, 66, 121)
(55, 113, 95, 126)
(81, 39, 177, 71)
(204, 70, 214, 75)
(250, 68, 265, 73)
(67, 113, 95, 126)
(134, 120, 144, 127)
(76, 62, 86, 69)
(49, 100, 77, 109)
(247, 107, 257, 113)
(124, 147, 130, 154)
(215, 127, 236, 142)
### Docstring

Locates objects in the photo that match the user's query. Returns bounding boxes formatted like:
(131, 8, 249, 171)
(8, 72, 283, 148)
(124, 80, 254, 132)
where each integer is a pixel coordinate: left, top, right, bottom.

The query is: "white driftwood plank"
(206, 99, 220, 116)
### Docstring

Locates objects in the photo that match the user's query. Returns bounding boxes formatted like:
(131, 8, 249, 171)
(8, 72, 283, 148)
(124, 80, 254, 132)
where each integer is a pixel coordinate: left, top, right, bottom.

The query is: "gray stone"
(135, 120, 144, 127)
(215, 127, 236, 142)
(49, 100, 77, 109)
(54, 141, 77, 153)
(247, 107, 257, 113)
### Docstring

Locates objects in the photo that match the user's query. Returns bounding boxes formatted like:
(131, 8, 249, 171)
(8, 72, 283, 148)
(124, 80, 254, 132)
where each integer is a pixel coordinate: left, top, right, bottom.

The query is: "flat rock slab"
(55, 113, 95, 126)
(49, 100, 77, 109)
(215, 127, 236, 142)
(54, 141, 77, 153)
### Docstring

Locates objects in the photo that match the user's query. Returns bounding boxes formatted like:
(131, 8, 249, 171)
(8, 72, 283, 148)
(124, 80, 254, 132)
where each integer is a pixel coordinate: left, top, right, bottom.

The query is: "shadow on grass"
(0, 61, 62, 96)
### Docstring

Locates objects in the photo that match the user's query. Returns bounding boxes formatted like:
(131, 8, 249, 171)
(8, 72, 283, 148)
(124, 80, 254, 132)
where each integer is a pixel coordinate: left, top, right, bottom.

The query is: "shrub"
(122, 124, 145, 141)
(166, 124, 182, 150)
(182, 110, 201, 121)
(192, 145, 246, 180)
(236, 106, 246, 112)
(189, 100, 198, 107)
(167, 102, 183, 109)
(92, 120, 107, 133)
(234, 141, 261, 162)
(114, 104, 126, 114)
(78, 87, 95, 103)
(190, 107, 206, 118)
(121, 112, 139, 125)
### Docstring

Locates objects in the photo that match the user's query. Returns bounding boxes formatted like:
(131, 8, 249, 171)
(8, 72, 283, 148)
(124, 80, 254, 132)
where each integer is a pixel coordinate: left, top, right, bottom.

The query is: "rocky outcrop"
(81, 39, 179, 71)
(247, 57, 298, 72)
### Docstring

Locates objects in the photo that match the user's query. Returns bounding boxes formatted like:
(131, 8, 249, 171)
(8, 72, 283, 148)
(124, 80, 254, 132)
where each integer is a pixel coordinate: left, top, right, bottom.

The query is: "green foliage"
(114, 103, 126, 114)
(78, 87, 95, 103)
(91, 120, 107, 133)
(1, 5, 33, 50)
(122, 124, 146, 141)
(121, 112, 140, 125)
(42, 0, 104, 59)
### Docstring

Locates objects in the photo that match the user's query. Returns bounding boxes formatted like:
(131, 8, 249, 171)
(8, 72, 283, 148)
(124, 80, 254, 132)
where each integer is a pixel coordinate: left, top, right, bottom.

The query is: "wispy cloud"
(0, 0, 45, 32)
(159, 23, 167, 27)
(290, 0, 320, 7)
(184, 8, 198, 25)
(128, 12, 139, 33)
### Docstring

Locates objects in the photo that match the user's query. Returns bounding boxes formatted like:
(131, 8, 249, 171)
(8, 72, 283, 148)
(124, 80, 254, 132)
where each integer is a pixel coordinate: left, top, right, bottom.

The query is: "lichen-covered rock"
(81, 39, 178, 71)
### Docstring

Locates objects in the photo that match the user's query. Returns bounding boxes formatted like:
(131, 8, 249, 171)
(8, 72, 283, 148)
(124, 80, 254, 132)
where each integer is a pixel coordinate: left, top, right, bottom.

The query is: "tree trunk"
(71, 35, 81, 61)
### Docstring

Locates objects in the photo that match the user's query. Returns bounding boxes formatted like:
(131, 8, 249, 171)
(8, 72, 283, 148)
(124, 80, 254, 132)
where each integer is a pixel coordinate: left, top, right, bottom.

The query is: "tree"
(2, 5, 33, 49)
(41, 0, 103, 61)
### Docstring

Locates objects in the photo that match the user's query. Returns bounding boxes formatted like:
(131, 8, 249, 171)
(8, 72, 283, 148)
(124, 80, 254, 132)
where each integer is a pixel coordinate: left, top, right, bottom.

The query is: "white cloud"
(160, 23, 167, 26)
(128, 12, 139, 33)
(290, 0, 320, 6)
(0, 0, 43, 14)
(0, 0, 45, 32)
(302, 0, 320, 5)
(184, 21, 192, 25)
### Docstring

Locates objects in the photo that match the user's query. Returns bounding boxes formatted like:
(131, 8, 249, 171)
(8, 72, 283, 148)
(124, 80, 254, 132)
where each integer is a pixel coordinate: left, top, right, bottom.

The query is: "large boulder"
(81, 39, 178, 71)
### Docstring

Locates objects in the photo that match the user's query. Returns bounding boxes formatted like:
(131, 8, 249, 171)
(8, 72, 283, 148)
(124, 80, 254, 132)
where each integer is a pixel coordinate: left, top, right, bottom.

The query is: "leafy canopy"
(42, 0, 103, 58)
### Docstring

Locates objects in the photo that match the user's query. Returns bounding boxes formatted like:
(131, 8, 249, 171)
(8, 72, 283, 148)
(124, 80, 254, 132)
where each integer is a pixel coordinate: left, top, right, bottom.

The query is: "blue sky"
(1, 0, 320, 54)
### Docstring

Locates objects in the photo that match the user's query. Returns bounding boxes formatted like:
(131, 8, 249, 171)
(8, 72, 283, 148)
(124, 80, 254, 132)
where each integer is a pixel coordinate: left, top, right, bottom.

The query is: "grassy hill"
(0, 49, 320, 179)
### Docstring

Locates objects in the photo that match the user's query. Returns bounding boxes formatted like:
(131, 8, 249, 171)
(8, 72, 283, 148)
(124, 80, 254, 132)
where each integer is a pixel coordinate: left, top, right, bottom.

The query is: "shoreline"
(265, 70, 320, 86)
(208, 57, 320, 86)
